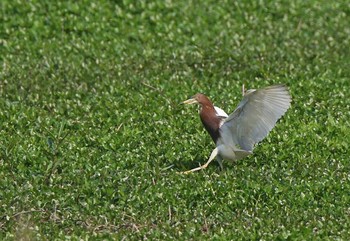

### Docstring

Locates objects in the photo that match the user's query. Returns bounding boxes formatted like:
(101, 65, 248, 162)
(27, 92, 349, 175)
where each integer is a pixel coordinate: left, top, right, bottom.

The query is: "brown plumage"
(191, 94, 222, 144)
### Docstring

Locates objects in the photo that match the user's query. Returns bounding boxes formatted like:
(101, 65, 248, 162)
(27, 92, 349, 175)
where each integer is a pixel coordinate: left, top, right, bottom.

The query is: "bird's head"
(183, 93, 211, 106)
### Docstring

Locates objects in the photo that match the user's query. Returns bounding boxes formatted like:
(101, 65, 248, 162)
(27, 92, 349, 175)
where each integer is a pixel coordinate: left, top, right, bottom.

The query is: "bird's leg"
(242, 84, 245, 96)
(180, 148, 218, 174)
(216, 156, 224, 171)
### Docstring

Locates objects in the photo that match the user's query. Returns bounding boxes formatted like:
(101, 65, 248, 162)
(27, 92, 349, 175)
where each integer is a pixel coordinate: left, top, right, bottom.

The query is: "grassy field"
(1, 0, 350, 239)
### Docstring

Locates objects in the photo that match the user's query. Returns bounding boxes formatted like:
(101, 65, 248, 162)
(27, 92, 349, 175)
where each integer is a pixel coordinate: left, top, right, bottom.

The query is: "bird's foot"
(178, 163, 210, 174)
(178, 148, 218, 174)
(179, 163, 209, 174)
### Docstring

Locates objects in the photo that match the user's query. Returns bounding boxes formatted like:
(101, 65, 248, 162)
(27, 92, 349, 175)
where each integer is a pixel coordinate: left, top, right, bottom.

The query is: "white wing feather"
(221, 84, 291, 151)
(214, 106, 228, 118)
(214, 106, 228, 127)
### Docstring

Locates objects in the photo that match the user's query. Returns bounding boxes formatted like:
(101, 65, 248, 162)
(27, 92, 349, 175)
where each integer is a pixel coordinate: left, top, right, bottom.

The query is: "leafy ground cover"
(1, 0, 350, 239)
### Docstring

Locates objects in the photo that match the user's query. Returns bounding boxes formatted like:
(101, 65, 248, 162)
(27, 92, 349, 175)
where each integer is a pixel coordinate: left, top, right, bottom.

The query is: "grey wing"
(222, 84, 291, 151)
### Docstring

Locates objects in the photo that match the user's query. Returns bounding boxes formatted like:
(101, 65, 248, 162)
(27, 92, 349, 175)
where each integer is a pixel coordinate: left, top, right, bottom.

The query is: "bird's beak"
(183, 98, 198, 105)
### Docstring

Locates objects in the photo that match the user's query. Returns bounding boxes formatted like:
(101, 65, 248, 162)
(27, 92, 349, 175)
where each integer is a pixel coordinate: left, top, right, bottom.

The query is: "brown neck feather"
(199, 101, 221, 144)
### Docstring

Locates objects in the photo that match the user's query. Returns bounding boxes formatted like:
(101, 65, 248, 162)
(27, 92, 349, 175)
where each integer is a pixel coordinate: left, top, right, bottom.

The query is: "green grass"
(1, 0, 350, 239)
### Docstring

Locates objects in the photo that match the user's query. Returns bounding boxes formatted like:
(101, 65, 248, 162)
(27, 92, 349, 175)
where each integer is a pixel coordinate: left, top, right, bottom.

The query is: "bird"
(181, 84, 291, 174)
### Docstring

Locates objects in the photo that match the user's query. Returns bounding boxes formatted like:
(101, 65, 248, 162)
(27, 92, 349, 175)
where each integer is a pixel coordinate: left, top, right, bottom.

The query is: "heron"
(181, 84, 291, 173)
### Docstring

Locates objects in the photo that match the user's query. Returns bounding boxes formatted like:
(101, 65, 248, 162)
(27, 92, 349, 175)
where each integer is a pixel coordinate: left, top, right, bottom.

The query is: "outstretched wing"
(221, 84, 291, 151)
